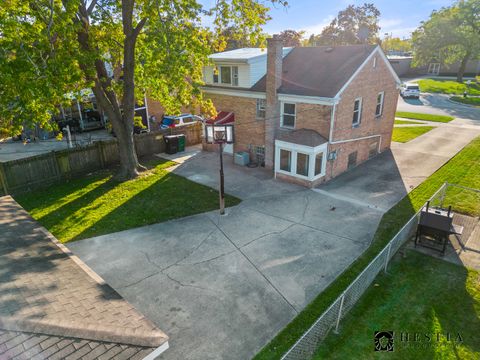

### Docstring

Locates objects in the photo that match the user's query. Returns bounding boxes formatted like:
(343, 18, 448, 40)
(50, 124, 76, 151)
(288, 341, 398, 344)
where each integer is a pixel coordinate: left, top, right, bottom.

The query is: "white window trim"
(352, 97, 362, 127)
(281, 102, 296, 128)
(215, 65, 239, 87)
(375, 91, 384, 117)
(274, 140, 327, 181)
(373, 56, 377, 68)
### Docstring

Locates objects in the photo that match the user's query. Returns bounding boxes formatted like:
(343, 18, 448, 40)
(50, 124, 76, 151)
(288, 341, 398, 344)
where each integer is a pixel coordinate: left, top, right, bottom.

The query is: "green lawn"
(394, 119, 424, 125)
(392, 126, 435, 143)
(417, 78, 480, 96)
(395, 111, 454, 123)
(313, 251, 480, 360)
(254, 136, 480, 360)
(15, 159, 241, 243)
(450, 96, 480, 107)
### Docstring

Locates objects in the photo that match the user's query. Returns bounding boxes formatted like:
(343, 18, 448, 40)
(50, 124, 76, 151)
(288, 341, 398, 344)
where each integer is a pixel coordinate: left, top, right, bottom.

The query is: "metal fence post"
(334, 294, 345, 334)
(439, 182, 448, 208)
(384, 242, 392, 273)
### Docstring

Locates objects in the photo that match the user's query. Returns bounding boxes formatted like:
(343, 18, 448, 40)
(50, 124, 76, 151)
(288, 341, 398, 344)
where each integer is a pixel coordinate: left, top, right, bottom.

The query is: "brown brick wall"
(203, 93, 265, 158)
(293, 103, 331, 139)
(327, 54, 398, 180)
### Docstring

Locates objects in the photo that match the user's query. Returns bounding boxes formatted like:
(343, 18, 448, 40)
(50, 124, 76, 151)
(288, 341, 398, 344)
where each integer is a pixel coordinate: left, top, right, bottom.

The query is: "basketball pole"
(219, 142, 225, 215)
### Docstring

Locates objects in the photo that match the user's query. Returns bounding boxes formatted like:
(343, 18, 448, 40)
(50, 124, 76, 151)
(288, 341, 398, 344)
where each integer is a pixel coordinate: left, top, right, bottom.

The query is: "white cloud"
(300, 15, 335, 37)
(379, 19, 403, 30)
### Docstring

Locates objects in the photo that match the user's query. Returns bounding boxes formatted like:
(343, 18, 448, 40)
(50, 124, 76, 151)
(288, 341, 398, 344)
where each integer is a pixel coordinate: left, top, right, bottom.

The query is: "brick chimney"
(264, 35, 283, 170)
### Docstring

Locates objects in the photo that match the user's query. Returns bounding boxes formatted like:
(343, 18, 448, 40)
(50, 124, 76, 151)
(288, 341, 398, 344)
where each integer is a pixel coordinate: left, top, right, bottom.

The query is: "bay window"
(275, 140, 327, 181)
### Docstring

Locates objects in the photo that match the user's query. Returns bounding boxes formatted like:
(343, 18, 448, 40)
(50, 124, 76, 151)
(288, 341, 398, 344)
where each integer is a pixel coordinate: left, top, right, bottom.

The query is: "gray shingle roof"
(277, 129, 328, 147)
(251, 45, 377, 98)
(0, 196, 168, 360)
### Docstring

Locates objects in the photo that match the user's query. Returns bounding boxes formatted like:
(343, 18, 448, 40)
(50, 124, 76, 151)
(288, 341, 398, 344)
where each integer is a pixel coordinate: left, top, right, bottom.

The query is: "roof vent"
(325, 47, 334, 53)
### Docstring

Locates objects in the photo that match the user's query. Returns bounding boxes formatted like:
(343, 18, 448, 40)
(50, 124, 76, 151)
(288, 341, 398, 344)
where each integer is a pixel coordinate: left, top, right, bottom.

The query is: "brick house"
(202, 37, 401, 187)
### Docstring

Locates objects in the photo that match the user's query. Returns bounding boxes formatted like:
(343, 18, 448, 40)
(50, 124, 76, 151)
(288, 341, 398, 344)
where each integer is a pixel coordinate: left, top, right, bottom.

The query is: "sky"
(203, 0, 456, 40)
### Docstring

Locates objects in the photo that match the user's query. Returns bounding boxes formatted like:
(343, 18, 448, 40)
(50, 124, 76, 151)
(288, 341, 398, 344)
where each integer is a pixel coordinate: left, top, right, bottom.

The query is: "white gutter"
(142, 341, 169, 360)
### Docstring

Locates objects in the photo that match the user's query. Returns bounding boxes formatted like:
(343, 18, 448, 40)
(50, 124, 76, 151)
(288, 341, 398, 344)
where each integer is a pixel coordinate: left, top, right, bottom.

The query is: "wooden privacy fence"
(0, 123, 202, 196)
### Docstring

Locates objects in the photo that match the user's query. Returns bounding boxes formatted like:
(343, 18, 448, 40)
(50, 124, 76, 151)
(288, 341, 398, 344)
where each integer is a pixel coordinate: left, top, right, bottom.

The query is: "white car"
(160, 114, 203, 129)
(400, 83, 421, 99)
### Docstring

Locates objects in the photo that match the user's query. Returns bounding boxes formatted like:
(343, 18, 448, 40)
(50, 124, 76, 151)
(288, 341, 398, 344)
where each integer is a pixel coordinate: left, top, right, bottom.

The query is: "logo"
(374, 331, 394, 352)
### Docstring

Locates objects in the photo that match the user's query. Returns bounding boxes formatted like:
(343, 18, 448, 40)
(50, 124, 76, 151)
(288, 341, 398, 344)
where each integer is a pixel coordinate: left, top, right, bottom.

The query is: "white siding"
(202, 63, 250, 88)
(249, 58, 267, 86)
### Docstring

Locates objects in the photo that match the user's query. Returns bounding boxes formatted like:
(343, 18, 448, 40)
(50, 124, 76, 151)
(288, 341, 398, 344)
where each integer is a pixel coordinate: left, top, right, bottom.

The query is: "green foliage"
(412, 0, 480, 80)
(395, 111, 454, 122)
(392, 126, 435, 143)
(15, 158, 241, 243)
(381, 36, 412, 53)
(254, 135, 480, 360)
(417, 78, 480, 95)
(313, 251, 480, 359)
(308, 3, 381, 46)
(451, 96, 480, 106)
(0, 0, 280, 134)
(133, 116, 146, 129)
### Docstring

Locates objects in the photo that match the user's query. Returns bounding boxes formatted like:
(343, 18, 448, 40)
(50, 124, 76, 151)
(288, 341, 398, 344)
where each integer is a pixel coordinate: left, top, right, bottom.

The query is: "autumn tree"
(277, 29, 305, 47)
(412, 0, 480, 82)
(381, 37, 412, 53)
(312, 3, 381, 46)
(0, 0, 279, 179)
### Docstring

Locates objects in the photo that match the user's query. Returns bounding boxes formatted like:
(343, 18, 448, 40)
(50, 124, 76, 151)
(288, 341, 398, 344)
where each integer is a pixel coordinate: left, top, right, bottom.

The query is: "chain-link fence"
(281, 183, 449, 360)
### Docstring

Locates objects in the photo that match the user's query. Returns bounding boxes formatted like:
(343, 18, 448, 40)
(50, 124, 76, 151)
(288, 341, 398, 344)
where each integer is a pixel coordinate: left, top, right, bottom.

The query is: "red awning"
(206, 111, 234, 125)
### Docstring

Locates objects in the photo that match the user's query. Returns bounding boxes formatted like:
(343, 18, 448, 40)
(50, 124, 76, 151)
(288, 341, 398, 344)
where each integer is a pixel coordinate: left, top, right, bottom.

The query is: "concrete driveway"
(397, 93, 480, 123)
(68, 152, 382, 360)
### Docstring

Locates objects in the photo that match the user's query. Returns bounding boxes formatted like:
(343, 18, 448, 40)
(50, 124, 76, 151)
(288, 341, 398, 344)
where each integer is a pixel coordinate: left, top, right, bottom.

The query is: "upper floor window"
(256, 99, 266, 118)
(375, 92, 384, 117)
(213, 65, 239, 86)
(352, 98, 362, 126)
(281, 102, 296, 128)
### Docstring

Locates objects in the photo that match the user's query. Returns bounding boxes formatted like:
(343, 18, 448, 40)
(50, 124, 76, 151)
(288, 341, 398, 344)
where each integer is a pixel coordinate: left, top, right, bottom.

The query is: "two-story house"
(201, 36, 401, 187)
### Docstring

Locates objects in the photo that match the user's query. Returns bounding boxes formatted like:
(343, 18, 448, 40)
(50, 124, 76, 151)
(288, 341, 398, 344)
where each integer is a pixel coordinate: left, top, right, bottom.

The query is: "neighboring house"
(387, 55, 413, 77)
(201, 37, 401, 187)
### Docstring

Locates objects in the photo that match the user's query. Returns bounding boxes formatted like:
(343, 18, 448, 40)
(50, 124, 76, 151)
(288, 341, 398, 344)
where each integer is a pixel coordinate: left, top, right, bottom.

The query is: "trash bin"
(177, 134, 186, 152)
(234, 151, 250, 166)
(164, 135, 178, 154)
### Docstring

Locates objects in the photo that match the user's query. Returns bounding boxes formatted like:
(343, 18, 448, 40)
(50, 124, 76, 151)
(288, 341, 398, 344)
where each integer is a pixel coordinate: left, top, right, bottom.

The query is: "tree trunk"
(457, 52, 471, 83)
(75, 0, 144, 180)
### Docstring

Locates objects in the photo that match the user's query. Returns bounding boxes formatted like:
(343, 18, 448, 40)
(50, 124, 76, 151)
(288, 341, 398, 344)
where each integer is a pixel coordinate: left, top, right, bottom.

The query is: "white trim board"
(201, 87, 266, 99)
(334, 45, 401, 99)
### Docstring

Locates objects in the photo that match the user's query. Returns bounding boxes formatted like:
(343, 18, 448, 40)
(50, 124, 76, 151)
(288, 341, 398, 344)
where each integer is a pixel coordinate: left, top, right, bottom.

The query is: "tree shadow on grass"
(72, 171, 240, 242)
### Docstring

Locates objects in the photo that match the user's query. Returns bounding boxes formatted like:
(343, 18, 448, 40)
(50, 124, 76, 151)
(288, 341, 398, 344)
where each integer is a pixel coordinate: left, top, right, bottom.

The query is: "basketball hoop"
(205, 124, 234, 144)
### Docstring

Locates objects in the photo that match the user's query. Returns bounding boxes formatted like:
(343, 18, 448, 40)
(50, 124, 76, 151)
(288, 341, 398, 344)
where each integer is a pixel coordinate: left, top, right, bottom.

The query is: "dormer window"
(213, 65, 239, 86)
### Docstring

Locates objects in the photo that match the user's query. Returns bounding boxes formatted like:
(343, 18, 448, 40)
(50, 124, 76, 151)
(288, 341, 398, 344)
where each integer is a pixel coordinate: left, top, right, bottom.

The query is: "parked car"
(400, 83, 421, 99)
(160, 114, 203, 129)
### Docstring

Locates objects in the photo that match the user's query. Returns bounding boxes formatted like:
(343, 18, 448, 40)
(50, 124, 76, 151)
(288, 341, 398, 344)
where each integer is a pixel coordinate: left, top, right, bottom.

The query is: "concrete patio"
(68, 151, 383, 360)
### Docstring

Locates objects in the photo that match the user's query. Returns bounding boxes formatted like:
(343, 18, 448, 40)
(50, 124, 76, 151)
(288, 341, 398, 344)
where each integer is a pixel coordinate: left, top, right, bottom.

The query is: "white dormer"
(204, 47, 292, 89)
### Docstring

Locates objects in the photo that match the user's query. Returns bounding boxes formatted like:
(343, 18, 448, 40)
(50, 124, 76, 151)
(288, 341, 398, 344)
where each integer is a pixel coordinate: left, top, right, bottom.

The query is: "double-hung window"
(281, 103, 296, 128)
(213, 65, 239, 86)
(375, 92, 384, 117)
(352, 98, 362, 127)
(256, 99, 266, 119)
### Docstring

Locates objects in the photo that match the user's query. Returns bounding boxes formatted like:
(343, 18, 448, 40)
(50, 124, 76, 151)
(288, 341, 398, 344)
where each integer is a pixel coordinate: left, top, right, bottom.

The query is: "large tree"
(0, 0, 278, 179)
(312, 3, 381, 46)
(412, 0, 480, 82)
(277, 29, 305, 47)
